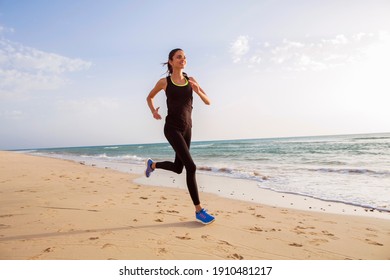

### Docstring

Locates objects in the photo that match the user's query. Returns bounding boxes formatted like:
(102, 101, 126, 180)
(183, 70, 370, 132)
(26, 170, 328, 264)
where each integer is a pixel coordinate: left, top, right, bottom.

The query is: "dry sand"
(0, 151, 389, 260)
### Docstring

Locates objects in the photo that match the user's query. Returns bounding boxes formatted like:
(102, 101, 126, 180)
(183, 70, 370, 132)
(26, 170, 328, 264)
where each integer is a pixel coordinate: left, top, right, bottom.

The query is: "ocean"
(23, 132, 390, 212)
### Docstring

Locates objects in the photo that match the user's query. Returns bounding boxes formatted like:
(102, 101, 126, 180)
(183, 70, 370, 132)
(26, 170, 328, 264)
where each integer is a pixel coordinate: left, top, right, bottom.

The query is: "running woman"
(145, 48, 215, 224)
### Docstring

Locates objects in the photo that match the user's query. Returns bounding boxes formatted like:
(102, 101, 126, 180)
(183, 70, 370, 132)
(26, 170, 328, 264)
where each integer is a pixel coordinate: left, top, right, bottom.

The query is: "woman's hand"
(189, 77, 211, 105)
(152, 107, 162, 120)
(188, 79, 200, 93)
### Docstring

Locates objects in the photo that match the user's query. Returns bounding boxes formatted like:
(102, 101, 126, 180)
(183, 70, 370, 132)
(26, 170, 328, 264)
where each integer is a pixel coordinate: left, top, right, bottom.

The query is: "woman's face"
(169, 50, 187, 70)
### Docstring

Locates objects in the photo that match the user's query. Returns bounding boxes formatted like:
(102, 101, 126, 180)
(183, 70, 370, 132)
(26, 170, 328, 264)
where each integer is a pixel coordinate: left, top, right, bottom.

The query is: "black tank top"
(165, 75, 193, 130)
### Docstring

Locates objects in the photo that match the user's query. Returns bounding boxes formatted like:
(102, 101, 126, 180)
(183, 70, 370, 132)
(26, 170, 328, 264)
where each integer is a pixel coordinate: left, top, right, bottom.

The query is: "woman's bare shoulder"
(156, 77, 167, 87)
(188, 76, 197, 82)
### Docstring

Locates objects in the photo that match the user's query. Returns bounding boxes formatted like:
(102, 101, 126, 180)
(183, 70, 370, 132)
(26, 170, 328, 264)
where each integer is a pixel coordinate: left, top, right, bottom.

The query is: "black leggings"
(155, 124, 200, 206)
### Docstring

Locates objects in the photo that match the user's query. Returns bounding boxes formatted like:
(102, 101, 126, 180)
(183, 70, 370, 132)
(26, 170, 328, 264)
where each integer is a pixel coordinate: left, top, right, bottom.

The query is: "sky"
(1, 0, 390, 150)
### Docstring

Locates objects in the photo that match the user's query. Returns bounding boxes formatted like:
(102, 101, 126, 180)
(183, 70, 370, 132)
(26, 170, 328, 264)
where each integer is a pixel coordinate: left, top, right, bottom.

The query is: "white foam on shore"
(134, 168, 390, 220)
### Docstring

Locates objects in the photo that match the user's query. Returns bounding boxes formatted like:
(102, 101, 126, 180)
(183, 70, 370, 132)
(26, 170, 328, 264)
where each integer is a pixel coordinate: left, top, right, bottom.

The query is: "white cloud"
(249, 55, 262, 64)
(231, 31, 388, 72)
(0, 109, 24, 120)
(230, 35, 250, 63)
(0, 24, 14, 34)
(0, 34, 92, 100)
(270, 39, 306, 65)
(1, 40, 91, 74)
(322, 34, 349, 46)
(58, 97, 120, 115)
(0, 68, 66, 98)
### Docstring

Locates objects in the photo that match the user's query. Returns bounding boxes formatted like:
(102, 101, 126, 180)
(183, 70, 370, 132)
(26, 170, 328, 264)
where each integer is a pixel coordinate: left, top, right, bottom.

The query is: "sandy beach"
(0, 151, 389, 260)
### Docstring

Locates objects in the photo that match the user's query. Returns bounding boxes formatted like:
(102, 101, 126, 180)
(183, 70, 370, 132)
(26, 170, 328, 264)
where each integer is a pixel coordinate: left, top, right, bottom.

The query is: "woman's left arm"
(189, 77, 211, 105)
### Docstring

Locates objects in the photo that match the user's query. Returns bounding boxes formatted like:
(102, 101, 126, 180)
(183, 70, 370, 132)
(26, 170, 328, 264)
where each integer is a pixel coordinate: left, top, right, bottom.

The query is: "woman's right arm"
(146, 78, 166, 120)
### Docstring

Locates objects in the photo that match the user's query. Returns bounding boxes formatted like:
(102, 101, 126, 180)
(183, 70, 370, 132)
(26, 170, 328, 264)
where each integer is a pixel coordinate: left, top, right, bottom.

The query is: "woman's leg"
(156, 125, 200, 206)
(151, 125, 214, 224)
(155, 153, 184, 174)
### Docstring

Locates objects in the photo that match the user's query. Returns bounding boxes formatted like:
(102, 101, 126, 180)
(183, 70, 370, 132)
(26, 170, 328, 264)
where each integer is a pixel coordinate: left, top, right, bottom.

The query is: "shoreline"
(136, 171, 390, 220)
(1, 151, 389, 260)
(24, 151, 390, 220)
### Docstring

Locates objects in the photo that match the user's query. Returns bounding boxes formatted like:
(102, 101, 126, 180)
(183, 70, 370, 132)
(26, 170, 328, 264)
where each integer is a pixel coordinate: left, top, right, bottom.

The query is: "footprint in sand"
(228, 253, 244, 260)
(254, 214, 265, 219)
(249, 226, 263, 232)
(321, 230, 339, 240)
(102, 243, 115, 249)
(321, 230, 334, 236)
(43, 247, 55, 253)
(365, 227, 379, 237)
(176, 233, 191, 240)
(293, 226, 315, 235)
(250, 226, 281, 233)
(365, 239, 383, 246)
(157, 248, 168, 255)
(218, 240, 233, 246)
(30, 247, 56, 259)
(289, 243, 303, 247)
(167, 210, 179, 214)
(201, 235, 210, 240)
(154, 218, 164, 223)
(0, 214, 14, 218)
(309, 238, 329, 246)
(297, 225, 315, 230)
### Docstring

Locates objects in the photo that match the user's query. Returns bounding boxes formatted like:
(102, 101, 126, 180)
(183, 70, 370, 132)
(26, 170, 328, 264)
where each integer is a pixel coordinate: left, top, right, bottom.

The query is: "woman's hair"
(163, 48, 183, 75)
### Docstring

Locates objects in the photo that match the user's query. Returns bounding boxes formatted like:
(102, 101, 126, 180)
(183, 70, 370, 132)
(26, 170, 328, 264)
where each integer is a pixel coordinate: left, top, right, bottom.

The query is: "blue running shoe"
(196, 209, 215, 224)
(145, 158, 154, 178)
